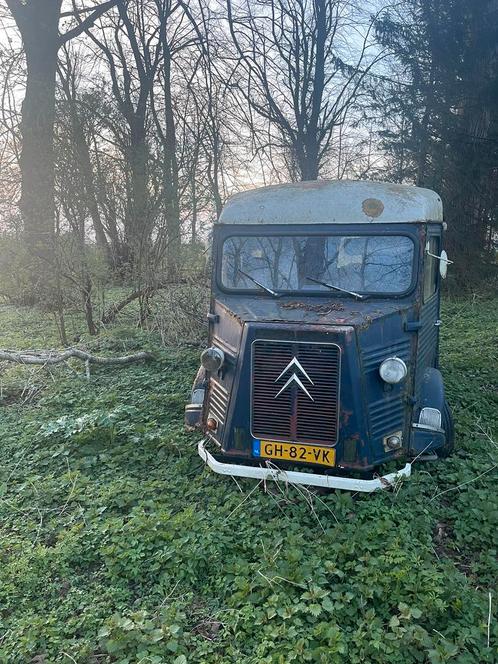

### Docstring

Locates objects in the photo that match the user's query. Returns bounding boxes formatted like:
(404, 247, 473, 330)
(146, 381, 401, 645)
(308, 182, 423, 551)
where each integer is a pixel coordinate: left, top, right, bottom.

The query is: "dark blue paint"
(193, 222, 450, 473)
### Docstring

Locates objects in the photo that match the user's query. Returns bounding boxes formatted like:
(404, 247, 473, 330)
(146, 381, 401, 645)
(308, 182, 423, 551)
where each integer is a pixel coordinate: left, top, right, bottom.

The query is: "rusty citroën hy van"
(186, 180, 453, 492)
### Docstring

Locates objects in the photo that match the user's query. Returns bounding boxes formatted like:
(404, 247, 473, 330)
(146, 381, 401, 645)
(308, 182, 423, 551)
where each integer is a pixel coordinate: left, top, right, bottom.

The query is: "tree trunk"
(207, 125, 223, 217)
(92, 131, 124, 267)
(294, 131, 320, 181)
(162, 42, 181, 268)
(72, 120, 112, 264)
(191, 170, 198, 244)
(124, 118, 149, 270)
(82, 275, 97, 336)
(6, 0, 62, 284)
(298, 145, 320, 180)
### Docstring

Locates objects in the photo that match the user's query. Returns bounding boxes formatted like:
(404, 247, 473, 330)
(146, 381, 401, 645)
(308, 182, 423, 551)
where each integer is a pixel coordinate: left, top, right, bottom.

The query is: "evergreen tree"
(376, 0, 498, 280)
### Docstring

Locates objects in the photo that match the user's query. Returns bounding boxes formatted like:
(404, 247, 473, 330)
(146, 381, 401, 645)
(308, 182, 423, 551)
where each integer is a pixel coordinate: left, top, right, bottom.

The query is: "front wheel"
(438, 400, 455, 458)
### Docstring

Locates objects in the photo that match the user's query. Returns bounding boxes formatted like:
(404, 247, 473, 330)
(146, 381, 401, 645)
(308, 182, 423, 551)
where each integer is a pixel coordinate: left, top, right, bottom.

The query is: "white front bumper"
(198, 440, 411, 493)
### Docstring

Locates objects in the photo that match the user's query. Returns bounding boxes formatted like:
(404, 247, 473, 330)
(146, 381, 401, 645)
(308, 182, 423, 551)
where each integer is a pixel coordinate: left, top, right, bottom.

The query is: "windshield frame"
(214, 223, 420, 299)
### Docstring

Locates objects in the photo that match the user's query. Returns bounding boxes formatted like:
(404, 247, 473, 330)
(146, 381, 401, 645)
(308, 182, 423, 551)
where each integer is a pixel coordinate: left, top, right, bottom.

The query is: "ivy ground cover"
(0, 297, 496, 663)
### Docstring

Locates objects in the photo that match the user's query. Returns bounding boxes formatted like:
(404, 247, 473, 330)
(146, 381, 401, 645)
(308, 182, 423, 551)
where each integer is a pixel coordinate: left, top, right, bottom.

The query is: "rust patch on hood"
(281, 301, 345, 315)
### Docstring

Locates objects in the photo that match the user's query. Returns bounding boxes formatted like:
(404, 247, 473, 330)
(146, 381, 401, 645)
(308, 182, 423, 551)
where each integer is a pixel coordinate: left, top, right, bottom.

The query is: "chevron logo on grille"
(274, 357, 314, 401)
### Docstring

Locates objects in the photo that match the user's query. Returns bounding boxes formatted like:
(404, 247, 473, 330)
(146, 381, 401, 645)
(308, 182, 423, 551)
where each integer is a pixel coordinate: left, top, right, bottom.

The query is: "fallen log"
(0, 349, 154, 366)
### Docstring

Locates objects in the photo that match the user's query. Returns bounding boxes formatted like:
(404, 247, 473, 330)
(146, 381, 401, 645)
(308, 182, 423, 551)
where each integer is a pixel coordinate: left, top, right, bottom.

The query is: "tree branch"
(59, 0, 119, 46)
(60, 5, 105, 18)
(101, 280, 188, 325)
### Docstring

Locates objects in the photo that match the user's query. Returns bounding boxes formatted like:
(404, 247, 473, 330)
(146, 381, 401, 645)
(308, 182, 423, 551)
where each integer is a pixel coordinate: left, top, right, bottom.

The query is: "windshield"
(221, 234, 415, 295)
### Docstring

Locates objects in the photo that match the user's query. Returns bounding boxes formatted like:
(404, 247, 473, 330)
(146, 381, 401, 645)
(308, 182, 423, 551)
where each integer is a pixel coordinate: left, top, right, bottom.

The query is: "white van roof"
(218, 180, 443, 225)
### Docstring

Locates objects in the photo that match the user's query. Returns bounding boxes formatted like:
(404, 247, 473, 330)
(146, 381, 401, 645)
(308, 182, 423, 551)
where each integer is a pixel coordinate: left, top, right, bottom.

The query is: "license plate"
(253, 440, 336, 467)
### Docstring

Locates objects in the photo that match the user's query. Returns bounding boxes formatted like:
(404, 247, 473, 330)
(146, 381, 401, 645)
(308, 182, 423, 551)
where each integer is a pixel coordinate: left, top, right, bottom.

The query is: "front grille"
(251, 340, 340, 445)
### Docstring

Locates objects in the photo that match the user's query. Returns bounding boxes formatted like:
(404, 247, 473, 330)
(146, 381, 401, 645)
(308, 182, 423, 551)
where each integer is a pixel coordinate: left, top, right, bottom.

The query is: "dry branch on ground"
(0, 349, 153, 366)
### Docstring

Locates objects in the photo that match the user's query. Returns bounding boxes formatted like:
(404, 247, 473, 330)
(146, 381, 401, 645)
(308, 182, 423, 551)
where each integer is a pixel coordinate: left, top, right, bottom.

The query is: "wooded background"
(0, 0, 497, 341)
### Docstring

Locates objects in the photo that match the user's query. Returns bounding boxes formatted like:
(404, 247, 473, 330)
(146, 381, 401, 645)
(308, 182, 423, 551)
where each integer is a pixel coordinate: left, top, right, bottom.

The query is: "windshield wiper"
(305, 276, 365, 300)
(237, 269, 280, 297)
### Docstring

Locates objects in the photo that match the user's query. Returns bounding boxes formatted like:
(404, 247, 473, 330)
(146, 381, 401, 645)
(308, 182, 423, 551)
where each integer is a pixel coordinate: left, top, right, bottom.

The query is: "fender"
(410, 368, 446, 455)
(419, 367, 446, 412)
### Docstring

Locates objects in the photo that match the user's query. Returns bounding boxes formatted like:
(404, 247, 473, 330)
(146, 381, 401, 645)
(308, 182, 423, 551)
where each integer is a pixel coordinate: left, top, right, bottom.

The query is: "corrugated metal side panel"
(363, 339, 411, 438)
(415, 296, 439, 398)
(208, 380, 229, 425)
(362, 339, 412, 371)
(369, 398, 406, 439)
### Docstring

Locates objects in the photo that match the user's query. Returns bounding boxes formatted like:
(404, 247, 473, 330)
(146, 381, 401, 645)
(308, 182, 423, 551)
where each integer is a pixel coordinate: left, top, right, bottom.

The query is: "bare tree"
(82, 0, 168, 273)
(226, 0, 388, 181)
(0, 43, 23, 233)
(55, 49, 113, 335)
(58, 47, 113, 264)
(150, 0, 193, 266)
(3, 0, 118, 289)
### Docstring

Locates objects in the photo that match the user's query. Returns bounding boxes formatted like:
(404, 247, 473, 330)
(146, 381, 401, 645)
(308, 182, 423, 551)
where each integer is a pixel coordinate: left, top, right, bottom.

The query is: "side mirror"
(439, 250, 450, 279)
(425, 242, 453, 280)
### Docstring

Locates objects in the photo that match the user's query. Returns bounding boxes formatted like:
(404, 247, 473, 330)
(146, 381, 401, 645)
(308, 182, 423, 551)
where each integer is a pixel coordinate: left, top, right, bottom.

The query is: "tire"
(438, 400, 455, 458)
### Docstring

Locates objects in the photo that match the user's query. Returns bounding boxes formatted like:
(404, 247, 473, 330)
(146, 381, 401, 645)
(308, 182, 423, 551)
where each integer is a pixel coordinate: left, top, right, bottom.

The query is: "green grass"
(0, 296, 496, 663)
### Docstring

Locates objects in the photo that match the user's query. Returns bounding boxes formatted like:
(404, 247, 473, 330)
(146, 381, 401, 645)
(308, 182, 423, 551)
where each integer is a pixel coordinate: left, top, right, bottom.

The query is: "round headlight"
(201, 347, 225, 373)
(379, 357, 407, 384)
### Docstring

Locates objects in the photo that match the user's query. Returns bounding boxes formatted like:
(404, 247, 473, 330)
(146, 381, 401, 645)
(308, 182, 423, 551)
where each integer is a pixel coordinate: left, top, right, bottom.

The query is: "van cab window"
(423, 236, 439, 301)
(221, 234, 414, 295)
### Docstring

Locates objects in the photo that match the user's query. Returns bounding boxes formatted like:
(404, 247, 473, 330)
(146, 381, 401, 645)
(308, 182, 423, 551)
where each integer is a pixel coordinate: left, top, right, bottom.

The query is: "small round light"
(386, 435, 402, 450)
(201, 347, 225, 373)
(206, 417, 218, 431)
(379, 357, 407, 384)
